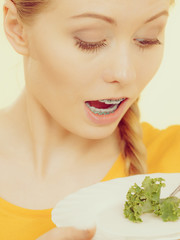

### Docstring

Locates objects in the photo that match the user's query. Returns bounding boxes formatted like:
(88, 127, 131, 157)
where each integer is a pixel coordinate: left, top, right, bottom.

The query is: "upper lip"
(85, 97, 128, 102)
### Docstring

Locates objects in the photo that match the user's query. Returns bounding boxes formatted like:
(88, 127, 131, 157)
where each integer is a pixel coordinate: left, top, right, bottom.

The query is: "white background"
(0, 1, 180, 129)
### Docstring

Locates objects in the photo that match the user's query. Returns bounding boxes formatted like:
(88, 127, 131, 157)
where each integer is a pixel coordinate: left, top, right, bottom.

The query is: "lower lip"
(84, 99, 128, 125)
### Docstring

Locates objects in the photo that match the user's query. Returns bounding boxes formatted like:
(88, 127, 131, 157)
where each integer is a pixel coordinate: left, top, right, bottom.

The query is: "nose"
(102, 43, 136, 85)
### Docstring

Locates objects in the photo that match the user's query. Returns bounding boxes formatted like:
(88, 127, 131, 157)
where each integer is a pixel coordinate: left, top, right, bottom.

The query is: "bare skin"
(36, 227, 96, 240)
(1, 0, 171, 238)
(0, 91, 121, 209)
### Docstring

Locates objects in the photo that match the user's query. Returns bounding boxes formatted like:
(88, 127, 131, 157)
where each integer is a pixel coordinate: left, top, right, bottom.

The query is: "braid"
(118, 99, 147, 175)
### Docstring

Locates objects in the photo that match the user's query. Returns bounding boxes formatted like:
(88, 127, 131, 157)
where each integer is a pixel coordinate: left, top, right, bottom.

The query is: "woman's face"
(24, 0, 170, 139)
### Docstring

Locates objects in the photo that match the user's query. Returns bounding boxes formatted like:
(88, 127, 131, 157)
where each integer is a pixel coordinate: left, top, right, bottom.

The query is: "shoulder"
(141, 122, 180, 147)
(141, 122, 180, 173)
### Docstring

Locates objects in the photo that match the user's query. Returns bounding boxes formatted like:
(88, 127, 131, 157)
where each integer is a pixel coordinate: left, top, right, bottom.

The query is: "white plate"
(51, 173, 180, 240)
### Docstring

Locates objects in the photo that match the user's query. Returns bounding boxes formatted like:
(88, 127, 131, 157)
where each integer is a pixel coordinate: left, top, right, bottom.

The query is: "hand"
(36, 226, 96, 240)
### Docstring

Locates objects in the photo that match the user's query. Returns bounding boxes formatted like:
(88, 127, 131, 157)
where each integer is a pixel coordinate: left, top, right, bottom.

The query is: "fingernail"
(83, 227, 96, 239)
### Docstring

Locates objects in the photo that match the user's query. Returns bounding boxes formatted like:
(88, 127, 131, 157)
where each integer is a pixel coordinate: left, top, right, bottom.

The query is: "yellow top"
(0, 122, 179, 239)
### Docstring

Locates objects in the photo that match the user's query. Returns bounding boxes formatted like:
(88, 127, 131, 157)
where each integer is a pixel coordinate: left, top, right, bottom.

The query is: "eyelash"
(134, 38, 162, 51)
(75, 38, 107, 53)
(74, 37, 162, 53)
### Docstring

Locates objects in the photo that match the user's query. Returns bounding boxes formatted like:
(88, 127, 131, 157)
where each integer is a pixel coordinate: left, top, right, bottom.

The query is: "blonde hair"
(11, 0, 49, 25)
(10, 0, 175, 176)
(119, 100, 147, 175)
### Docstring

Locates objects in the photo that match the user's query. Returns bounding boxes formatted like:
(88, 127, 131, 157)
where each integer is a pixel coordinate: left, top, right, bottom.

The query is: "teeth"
(99, 98, 125, 105)
(86, 102, 119, 115)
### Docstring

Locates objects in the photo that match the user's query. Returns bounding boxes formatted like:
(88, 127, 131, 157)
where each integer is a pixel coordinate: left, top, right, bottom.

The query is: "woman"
(0, 0, 179, 239)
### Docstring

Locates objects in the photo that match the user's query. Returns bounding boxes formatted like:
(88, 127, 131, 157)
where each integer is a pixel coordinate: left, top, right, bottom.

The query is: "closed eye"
(74, 37, 162, 54)
(134, 38, 162, 50)
(74, 37, 108, 53)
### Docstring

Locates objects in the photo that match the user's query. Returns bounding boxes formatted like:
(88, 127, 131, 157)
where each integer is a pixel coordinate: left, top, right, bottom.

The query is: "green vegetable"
(123, 176, 180, 223)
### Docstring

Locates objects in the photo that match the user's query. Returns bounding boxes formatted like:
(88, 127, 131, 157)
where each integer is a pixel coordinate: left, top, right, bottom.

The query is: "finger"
(37, 226, 96, 240)
(55, 226, 96, 240)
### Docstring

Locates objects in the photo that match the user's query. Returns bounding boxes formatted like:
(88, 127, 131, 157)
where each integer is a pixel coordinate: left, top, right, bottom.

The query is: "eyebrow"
(145, 10, 169, 23)
(69, 10, 169, 25)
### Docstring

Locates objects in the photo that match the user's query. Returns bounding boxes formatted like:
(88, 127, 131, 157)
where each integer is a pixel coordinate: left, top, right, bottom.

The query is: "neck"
(4, 89, 121, 180)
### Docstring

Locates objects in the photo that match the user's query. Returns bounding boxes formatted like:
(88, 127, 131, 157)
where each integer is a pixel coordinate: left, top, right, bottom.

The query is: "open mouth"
(85, 98, 126, 115)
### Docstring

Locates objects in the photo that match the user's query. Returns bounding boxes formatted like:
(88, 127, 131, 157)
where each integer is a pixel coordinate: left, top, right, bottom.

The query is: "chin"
(74, 122, 120, 140)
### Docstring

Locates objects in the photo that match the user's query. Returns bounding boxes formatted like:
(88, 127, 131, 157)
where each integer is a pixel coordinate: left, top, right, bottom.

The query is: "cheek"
(28, 37, 93, 103)
(136, 47, 164, 90)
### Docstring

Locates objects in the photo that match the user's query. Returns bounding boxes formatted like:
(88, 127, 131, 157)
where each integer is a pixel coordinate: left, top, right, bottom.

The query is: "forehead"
(42, 0, 170, 30)
(49, 0, 170, 18)
(46, 0, 171, 27)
